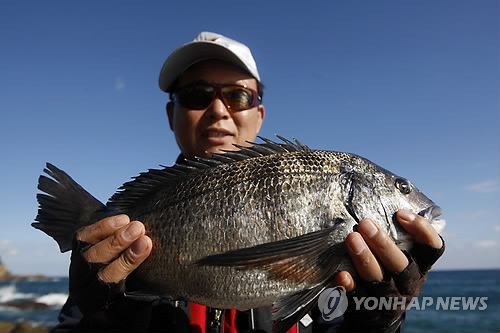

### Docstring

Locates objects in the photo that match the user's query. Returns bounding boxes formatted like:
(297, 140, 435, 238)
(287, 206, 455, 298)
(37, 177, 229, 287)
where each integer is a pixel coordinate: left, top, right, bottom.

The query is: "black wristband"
(69, 238, 126, 315)
(409, 236, 445, 274)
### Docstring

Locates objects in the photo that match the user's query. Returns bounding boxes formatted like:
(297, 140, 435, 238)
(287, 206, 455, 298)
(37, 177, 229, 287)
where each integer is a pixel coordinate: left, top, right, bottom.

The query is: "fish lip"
(418, 205, 443, 221)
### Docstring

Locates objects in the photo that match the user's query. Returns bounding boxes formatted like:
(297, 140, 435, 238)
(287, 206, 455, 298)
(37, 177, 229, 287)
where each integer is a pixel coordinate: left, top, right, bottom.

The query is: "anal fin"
(272, 282, 330, 333)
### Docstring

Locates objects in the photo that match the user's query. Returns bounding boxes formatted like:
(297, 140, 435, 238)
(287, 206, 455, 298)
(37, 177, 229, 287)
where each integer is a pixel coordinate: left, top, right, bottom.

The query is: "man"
(54, 32, 444, 332)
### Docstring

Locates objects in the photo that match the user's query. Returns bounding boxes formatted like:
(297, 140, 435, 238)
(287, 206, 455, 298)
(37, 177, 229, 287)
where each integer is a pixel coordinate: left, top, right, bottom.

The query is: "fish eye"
(395, 178, 412, 194)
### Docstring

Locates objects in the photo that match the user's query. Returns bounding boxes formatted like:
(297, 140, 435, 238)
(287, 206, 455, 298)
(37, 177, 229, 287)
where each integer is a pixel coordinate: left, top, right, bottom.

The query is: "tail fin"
(32, 163, 106, 252)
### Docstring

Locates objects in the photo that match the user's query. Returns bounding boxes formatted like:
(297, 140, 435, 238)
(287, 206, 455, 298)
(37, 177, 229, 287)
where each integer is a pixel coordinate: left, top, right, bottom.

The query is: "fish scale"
(32, 136, 445, 333)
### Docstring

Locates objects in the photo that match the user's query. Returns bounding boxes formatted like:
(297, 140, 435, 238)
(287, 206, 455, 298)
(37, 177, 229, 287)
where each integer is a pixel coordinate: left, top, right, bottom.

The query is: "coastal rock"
(5, 301, 52, 311)
(0, 257, 50, 281)
(0, 259, 52, 333)
(2, 274, 52, 282)
(0, 260, 10, 280)
(12, 321, 49, 333)
(0, 322, 15, 333)
(0, 321, 48, 333)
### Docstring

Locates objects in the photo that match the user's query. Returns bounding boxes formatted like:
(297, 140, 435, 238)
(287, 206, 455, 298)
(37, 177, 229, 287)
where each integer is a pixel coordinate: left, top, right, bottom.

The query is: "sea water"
(0, 270, 499, 332)
(404, 269, 500, 333)
(0, 278, 68, 328)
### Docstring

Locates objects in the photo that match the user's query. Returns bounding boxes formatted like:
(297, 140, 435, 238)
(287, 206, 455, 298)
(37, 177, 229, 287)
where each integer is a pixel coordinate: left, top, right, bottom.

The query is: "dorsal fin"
(107, 166, 188, 212)
(107, 136, 310, 212)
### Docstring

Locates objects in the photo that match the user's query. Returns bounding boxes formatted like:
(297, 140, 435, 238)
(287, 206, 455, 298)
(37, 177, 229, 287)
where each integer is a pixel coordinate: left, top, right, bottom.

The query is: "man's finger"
(83, 221, 145, 263)
(358, 219, 409, 273)
(335, 271, 355, 292)
(98, 236, 153, 283)
(346, 232, 384, 282)
(396, 210, 443, 249)
(77, 215, 130, 244)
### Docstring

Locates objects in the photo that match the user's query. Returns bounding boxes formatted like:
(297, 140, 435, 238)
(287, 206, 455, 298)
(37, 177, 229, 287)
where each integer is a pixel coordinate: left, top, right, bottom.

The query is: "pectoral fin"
(195, 226, 348, 333)
(195, 226, 345, 286)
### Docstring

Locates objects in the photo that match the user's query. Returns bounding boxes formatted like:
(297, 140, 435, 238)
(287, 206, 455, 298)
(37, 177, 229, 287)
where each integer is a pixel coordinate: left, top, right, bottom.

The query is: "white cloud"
(114, 77, 126, 90)
(494, 225, 500, 232)
(474, 240, 498, 249)
(465, 179, 499, 193)
(0, 239, 19, 256)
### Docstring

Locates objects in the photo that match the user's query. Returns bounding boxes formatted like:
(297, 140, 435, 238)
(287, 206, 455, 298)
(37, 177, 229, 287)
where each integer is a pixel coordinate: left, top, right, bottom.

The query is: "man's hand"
(331, 209, 444, 331)
(335, 209, 442, 289)
(67, 215, 153, 324)
(77, 215, 153, 283)
(336, 209, 443, 288)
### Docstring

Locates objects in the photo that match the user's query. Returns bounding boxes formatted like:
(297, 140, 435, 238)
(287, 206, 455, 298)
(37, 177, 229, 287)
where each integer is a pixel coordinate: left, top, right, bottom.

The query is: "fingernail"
(112, 215, 129, 228)
(130, 237, 148, 257)
(123, 222, 142, 241)
(361, 219, 378, 238)
(398, 209, 416, 223)
(349, 234, 365, 255)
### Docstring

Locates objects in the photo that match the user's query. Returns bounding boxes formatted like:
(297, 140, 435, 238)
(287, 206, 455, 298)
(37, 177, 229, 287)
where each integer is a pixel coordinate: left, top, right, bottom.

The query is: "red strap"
(287, 323, 297, 333)
(222, 308, 298, 333)
(222, 309, 237, 333)
(189, 304, 298, 333)
(189, 303, 207, 333)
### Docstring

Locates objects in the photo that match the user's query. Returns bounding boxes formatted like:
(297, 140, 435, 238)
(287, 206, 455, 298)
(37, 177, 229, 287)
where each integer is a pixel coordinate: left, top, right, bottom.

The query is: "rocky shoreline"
(0, 273, 51, 282)
(0, 321, 49, 333)
(0, 259, 51, 282)
(0, 259, 53, 332)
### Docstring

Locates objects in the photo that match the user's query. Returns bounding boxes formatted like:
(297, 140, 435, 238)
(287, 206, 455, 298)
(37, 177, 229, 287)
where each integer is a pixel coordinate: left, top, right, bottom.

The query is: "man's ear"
(166, 102, 175, 131)
(255, 104, 265, 134)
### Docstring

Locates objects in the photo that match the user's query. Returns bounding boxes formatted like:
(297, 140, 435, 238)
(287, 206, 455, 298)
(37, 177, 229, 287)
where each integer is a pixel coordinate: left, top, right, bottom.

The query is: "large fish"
(32, 136, 445, 332)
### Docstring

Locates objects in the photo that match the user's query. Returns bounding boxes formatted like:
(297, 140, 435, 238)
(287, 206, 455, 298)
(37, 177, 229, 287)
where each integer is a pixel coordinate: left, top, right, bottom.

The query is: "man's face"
(167, 60, 265, 159)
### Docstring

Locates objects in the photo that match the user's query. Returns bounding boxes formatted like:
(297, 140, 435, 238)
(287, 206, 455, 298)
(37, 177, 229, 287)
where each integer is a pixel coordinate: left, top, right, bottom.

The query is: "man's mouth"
(204, 128, 234, 139)
(207, 132, 229, 138)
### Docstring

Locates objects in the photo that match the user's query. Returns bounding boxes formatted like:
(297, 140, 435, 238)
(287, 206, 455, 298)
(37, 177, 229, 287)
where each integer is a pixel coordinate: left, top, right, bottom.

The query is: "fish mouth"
(418, 205, 442, 220)
(418, 205, 446, 234)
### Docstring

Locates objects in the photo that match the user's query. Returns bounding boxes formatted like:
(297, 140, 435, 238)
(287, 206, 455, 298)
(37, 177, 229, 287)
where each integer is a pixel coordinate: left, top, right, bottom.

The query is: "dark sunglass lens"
(222, 87, 253, 110)
(178, 85, 214, 110)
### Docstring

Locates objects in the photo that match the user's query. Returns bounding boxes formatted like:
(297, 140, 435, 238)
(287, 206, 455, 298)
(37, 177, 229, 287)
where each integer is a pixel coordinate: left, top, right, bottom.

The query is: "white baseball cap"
(159, 32, 261, 92)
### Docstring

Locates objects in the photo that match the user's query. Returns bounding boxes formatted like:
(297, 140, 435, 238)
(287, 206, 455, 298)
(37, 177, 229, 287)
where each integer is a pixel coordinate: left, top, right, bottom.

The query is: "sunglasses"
(173, 83, 261, 111)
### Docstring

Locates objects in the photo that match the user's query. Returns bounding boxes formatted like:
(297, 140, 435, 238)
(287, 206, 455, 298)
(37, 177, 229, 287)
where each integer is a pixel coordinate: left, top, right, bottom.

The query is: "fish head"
(345, 157, 445, 247)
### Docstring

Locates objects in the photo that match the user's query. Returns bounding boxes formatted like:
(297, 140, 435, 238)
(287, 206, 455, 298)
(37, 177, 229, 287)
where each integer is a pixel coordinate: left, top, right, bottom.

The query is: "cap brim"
(159, 42, 254, 92)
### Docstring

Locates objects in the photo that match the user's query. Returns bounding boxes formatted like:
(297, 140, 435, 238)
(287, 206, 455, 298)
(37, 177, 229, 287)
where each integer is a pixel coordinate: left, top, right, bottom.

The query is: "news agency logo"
(316, 289, 489, 322)
(317, 286, 349, 321)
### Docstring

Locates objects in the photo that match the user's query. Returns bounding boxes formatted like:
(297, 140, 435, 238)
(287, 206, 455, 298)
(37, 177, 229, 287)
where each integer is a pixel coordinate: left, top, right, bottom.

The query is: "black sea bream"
(32, 136, 445, 332)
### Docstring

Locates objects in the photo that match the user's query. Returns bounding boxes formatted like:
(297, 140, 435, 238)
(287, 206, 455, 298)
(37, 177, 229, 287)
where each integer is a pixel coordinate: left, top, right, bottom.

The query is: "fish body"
(32, 137, 445, 332)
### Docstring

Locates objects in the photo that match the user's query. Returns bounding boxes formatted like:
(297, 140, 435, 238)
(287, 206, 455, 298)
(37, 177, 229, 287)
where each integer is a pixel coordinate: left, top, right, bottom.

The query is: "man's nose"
(206, 97, 230, 120)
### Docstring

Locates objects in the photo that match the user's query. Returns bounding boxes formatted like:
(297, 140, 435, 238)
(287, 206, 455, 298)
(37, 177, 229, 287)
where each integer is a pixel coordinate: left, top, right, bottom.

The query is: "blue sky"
(0, 1, 498, 275)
